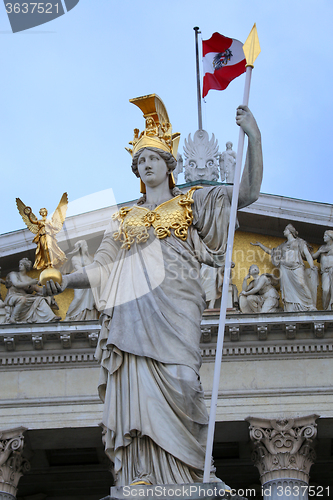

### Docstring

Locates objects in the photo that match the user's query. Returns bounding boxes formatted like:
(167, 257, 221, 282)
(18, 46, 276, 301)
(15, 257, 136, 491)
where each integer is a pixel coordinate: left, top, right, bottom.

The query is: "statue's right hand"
(250, 242, 260, 247)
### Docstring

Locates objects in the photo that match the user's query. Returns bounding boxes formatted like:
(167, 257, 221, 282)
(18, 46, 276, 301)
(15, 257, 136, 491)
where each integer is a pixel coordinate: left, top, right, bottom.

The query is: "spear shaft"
(203, 63, 253, 483)
(194, 27, 203, 130)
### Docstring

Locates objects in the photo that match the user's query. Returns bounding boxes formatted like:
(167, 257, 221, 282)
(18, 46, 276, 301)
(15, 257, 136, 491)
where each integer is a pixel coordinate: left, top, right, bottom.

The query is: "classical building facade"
(1, 185, 333, 500)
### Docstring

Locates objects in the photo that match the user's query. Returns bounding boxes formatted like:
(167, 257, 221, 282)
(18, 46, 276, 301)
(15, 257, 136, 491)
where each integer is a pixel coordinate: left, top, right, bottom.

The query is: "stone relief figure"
(16, 193, 68, 270)
(43, 94, 263, 486)
(0, 269, 6, 324)
(219, 141, 236, 183)
(200, 265, 238, 310)
(183, 129, 220, 182)
(251, 224, 318, 312)
(65, 240, 98, 321)
(200, 264, 224, 309)
(4, 258, 61, 323)
(173, 153, 183, 184)
(239, 264, 280, 313)
(312, 230, 333, 310)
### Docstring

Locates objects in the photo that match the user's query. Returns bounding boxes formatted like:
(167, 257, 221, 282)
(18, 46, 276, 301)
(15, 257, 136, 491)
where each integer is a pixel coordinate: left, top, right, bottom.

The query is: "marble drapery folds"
(89, 186, 230, 485)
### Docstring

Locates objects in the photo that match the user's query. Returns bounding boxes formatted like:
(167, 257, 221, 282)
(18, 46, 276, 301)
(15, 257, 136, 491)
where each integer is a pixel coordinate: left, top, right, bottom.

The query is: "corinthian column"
(246, 415, 319, 500)
(0, 427, 30, 500)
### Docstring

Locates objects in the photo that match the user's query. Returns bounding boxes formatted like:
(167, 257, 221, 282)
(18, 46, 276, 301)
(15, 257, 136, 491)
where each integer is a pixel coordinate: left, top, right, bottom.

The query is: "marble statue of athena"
(44, 94, 263, 486)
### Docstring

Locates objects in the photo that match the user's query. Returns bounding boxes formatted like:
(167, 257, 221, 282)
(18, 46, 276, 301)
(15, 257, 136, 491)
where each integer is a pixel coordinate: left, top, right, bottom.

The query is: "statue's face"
(19, 260, 27, 271)
(284, 226, 291, 237)
(137, 149, 168, 189)
(324, 232, 332, 243)
(250, 265, 259, 277)
(39, 208, 47, 217)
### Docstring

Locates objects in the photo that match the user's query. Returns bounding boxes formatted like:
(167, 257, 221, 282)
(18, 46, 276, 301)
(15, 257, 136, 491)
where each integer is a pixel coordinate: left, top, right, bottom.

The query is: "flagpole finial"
(243, 23, 261, 68)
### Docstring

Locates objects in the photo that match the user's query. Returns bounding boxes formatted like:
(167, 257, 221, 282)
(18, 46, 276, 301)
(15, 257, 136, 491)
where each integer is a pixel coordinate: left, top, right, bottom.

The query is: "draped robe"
(271, 238, 316, 312)
(89, 186, 230, 485)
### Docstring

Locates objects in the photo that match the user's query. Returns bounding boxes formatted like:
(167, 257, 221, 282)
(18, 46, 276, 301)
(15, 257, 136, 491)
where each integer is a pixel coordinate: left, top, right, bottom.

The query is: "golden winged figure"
(16, 193, 68, 271)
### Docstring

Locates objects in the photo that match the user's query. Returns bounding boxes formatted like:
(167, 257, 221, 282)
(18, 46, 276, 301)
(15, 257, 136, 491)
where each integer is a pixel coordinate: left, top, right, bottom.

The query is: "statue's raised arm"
(233, 105, 263, 209)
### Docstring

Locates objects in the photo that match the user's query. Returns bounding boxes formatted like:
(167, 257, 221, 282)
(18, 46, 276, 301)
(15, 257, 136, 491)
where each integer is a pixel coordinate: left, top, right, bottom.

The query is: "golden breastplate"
(113, 187, 200, 250)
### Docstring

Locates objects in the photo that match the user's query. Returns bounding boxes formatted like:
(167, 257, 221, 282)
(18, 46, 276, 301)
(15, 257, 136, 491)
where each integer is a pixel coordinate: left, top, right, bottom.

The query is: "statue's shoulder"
(179, 186, 202, 203)
(190, 184, 229, 203)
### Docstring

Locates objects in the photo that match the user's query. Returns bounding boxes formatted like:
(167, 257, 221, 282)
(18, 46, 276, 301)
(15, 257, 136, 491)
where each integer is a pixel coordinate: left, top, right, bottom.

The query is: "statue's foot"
(130, 474, 154, 486)
(130, 480, 152, 486)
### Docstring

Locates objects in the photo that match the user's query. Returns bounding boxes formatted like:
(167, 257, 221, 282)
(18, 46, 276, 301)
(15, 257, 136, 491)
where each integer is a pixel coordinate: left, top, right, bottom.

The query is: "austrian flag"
(202, 33, 246, 98)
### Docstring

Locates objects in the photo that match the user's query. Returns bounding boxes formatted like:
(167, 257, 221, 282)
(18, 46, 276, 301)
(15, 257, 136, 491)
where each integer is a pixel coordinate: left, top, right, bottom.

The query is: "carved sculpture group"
(1, 224, 329, 324)
(239, 264, 280, 314)
(201, 224, 331, 314)
(0, 238, 98, 324)
(0, 258, 61, 324)
(252, 224, 318, 312)
(174, 129, 237, 185)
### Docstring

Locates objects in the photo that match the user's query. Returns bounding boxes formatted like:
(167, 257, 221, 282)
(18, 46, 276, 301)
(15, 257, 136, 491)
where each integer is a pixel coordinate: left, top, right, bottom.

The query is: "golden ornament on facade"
(16, 193, 68, 285)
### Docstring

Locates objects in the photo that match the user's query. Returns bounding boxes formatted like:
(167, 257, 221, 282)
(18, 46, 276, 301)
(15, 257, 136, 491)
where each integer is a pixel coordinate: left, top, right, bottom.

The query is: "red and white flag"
(202, 33, 246, 98)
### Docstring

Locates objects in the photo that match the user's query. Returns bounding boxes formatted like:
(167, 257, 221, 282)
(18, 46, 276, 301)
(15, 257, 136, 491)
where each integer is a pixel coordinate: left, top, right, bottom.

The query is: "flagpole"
(194, 26, 203, 130)
(203, 24, 260, 484)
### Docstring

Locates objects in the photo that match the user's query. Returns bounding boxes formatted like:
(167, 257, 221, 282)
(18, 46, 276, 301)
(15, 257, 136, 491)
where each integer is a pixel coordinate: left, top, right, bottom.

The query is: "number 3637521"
(5, 3, 60, 14)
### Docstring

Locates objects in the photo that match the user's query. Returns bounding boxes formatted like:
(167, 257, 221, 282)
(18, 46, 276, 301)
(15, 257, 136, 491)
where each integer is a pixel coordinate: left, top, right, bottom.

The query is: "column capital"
(246, 415, 319, 484)
(0, 427, 30, 498)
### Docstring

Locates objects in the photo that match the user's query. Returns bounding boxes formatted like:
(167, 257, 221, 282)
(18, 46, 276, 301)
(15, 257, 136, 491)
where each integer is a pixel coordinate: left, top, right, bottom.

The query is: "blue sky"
(1, 0, 332, 234)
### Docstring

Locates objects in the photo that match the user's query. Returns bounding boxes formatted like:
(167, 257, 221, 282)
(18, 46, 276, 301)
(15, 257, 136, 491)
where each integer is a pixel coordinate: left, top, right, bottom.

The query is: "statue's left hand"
(236, 105, 259, 138)
(28, 279, 39, 285)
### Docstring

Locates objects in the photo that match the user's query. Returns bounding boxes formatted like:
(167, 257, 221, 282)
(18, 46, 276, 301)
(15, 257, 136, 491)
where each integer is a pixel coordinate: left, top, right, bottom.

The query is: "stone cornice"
(0, 351, 98, 370)
(240, 192, 333, 228)
(0, 395, 101, 408)
(0, 312, 332, 369)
